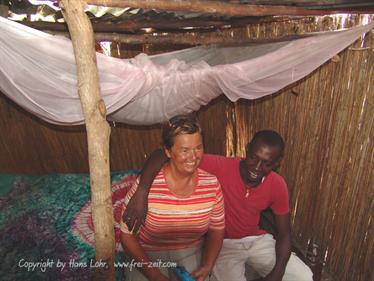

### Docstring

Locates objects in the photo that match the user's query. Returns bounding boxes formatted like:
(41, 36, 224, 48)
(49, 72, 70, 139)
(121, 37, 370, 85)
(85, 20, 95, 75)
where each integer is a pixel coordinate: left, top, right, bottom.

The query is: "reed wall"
(231, 31, 373, 281)
(0, 94, 230, 173)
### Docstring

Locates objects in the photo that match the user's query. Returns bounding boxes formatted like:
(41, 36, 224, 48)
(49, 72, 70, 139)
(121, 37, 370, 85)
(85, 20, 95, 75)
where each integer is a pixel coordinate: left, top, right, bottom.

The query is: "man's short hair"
(247, 130, 285, 155)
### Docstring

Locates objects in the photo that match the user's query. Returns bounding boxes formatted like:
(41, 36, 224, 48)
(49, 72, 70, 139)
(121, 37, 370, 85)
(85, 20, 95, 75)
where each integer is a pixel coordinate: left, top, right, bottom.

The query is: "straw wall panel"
(0, 96, 89, 174)
(231, 31, 373, 281)
(0, 94, 229, 174)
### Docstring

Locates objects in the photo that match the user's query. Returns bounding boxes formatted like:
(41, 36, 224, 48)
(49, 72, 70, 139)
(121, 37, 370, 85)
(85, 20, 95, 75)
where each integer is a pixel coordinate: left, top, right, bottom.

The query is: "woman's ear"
(164, 146, 172, 158)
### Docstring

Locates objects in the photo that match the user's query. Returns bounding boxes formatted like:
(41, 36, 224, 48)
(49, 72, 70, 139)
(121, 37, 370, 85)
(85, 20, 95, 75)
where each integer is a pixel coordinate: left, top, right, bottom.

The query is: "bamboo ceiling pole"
(87, 0, 331, 16)
(49, 30, 311, 45)
(59, 1, 115, 280)
(92, 32, 310, 45)
(20, 16, 288, 33)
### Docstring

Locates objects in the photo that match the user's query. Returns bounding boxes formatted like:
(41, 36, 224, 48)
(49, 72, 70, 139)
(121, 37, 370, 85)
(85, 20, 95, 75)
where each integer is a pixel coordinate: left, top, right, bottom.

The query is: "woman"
(120, 114, 225, 281)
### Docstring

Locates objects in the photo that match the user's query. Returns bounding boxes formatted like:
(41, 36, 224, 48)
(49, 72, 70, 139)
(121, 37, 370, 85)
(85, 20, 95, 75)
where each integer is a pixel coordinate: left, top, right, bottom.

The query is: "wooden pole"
(48, 30, 311, 45)
(59, 1, 115, 281)
(87, 0, 331, 16)
(19, 16, 292, 33)
(0, 2, 8, 18)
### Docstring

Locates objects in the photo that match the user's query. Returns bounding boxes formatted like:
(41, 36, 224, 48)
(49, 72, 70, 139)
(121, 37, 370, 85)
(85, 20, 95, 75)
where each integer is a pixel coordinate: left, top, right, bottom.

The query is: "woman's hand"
(193, 228, 224, 281)
(149, 271, 170, 281)
(191, 265, 211, 281)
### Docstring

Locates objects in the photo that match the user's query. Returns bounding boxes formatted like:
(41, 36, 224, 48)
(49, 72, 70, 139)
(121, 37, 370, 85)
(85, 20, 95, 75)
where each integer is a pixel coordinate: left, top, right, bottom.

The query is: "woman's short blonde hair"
(162, 114, 202, 150)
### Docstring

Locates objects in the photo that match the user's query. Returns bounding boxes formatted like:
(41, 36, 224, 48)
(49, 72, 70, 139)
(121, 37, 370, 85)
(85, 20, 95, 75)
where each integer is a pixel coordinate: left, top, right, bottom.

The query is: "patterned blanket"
(0, 171, 139, 281)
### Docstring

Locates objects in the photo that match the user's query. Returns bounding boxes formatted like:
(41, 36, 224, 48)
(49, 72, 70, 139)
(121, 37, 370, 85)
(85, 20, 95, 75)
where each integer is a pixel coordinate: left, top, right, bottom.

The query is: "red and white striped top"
(120, 168, 225, 251)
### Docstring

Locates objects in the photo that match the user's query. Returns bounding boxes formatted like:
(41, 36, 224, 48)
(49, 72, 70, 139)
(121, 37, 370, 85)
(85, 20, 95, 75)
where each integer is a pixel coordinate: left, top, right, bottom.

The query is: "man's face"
(240, 142, 282, 187)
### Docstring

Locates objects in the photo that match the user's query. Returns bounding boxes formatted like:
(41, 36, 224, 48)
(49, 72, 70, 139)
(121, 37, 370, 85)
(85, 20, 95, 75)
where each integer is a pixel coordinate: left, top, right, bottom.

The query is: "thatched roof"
(2, 0, 372, 47)
(6, 1, 374, 34)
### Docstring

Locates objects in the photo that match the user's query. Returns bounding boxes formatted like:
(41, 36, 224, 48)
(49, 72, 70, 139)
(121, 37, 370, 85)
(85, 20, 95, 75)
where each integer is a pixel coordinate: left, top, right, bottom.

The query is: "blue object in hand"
(174, 266, 196, 281)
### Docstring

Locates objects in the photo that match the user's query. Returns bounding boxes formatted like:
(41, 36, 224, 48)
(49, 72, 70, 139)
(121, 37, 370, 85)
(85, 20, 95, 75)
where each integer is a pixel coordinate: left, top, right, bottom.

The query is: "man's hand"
(261, 270, 283, 281)
(122, 188, 148, 233)
(252, 271, 282, 281)
(122, 149, 167, 233)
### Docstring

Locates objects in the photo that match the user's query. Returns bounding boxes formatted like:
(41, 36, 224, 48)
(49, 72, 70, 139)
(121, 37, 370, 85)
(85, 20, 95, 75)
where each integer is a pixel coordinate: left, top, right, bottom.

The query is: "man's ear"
(272, 156, 282, 170)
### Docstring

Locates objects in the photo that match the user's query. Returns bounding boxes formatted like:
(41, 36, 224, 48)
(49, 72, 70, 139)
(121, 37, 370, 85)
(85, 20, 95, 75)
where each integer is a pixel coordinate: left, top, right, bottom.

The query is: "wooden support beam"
(50, 30, 312, 45)
(0, 3, 8, 18)
(87, 0, 332, 16)
(20, 15, 296, 33)
(59, 1, 115, 281)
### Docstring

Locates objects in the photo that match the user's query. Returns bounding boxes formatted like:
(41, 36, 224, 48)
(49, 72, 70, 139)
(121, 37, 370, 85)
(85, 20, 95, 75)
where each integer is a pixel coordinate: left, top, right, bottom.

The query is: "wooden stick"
(47, 30, 311, 45)
(59, 1, 115, 280)
(86, 0, 331, 16)
(0, 4, 8, 18)
(19, 16, 296, 33)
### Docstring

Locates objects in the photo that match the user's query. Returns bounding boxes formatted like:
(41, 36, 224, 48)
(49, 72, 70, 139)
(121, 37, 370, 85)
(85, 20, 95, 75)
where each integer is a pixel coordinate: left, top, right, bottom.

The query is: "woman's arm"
(123, 149, 168, 233)
(120, 232, 169, 281)
(192, 228, 225, 281)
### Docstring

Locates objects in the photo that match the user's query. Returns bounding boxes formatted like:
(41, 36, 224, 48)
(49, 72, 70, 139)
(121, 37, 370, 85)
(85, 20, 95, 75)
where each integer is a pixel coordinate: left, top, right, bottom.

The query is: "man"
(123, 130, 313, 281)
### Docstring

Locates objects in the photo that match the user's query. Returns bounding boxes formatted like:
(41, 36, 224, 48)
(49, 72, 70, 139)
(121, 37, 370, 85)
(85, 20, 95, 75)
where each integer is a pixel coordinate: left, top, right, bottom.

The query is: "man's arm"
(120, 233, 169, 281)
(192, 228, 225, 281)
(122, 149, 168, 233)
(263, 213, 292, 281)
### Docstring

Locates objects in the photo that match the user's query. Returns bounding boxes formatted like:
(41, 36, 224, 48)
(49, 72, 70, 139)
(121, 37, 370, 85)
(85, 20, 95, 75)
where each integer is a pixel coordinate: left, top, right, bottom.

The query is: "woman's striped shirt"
(120, 168, 225, 251)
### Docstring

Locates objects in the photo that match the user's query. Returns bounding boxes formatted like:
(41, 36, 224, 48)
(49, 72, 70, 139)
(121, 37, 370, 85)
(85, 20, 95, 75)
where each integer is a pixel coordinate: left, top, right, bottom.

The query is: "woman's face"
(165, 132, 204, 176)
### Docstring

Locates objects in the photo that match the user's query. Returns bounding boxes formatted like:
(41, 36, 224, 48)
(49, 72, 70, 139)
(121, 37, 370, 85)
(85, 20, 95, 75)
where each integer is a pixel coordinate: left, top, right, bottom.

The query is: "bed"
(0, 171, 139, 280)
